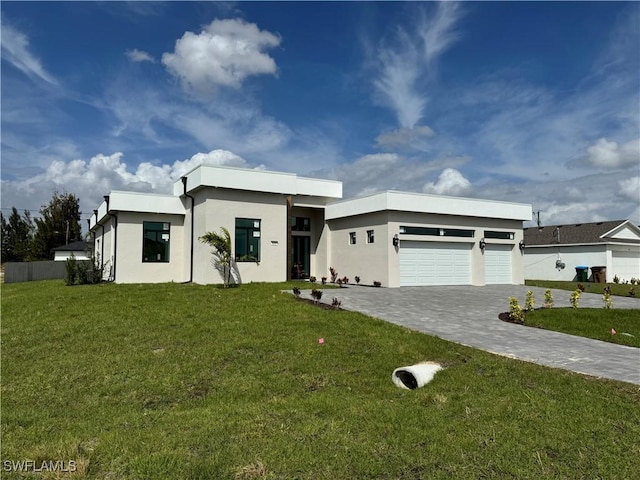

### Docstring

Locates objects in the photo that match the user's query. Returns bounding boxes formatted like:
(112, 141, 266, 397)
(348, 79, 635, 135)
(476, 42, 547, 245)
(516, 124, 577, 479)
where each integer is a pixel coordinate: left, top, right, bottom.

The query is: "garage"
(399, 241, 471, 286)
(485, 244, 512, 284)
(612, 249, 640, 282)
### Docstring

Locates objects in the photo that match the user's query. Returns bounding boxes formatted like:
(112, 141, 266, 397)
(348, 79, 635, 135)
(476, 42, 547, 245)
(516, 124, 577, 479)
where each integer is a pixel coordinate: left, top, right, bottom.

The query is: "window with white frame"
(349, 232, 356, 245)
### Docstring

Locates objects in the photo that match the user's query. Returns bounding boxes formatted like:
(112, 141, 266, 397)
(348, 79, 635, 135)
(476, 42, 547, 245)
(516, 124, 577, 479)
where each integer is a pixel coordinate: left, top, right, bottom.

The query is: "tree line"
(1, 191, 83, 262)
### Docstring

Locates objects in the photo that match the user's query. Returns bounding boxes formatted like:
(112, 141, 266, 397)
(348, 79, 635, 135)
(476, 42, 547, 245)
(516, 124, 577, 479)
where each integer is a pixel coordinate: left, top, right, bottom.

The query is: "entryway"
(292, 236, 310, 279)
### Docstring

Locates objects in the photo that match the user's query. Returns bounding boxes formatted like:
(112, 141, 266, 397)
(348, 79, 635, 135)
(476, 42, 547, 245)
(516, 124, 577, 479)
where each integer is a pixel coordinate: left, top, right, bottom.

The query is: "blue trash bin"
(575, 266, 588, 282)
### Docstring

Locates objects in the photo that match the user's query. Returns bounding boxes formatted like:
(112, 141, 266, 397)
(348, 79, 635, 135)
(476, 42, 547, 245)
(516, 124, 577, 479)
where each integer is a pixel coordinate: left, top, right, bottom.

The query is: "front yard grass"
(526, 279, 637, 297)
(2, 281, 640, 479)
(524, 308, 640, 348)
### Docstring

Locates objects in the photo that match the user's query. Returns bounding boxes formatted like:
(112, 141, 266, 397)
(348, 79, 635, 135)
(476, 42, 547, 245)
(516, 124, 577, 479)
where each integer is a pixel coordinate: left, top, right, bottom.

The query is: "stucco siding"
(328, 212, 391, 287)
(115, 212, 186, 283)
(191, 189, 288, 284)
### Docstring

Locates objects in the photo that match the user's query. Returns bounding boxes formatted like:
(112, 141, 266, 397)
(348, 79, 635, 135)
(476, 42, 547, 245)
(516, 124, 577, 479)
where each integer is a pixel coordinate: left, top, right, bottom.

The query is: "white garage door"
(485, 245, 512, 284)
(612, 250, 640, 283)
(399, 241, 471, 286)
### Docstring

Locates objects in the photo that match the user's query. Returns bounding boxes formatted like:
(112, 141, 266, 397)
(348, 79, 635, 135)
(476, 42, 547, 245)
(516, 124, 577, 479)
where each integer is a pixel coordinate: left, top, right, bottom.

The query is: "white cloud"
(374, 41, 425, 129)
(0, 20, 58, 85)
(162, 18, 280, 98)
(0, 150, 251, 218)
(316, 153, 469, 198)
(375, 125, 435, 148)
(125, 49, 155, 63)
(584, 137, 640, 169)
(419, 2, 462, 67)
(619, 176, 639, 202)
(423, 168, 471, 196)
(373, 3, 463, 129)
(473, 171, 640, 226)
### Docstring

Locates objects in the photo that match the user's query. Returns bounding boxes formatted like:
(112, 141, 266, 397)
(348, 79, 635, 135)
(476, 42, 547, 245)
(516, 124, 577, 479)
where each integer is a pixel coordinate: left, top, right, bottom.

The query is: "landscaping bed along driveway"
(317, 285, 640, 385)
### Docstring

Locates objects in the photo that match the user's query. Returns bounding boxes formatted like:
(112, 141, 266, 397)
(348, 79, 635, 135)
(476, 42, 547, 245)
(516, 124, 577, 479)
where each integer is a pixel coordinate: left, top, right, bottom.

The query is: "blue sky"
(2, 1, 639, 227)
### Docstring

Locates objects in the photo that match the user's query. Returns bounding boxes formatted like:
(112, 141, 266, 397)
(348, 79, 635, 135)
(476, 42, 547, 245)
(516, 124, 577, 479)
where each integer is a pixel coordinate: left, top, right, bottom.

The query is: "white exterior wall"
(93, 219, 115, 280)
(115, 212, 186, 283)
(191, 189, 288, 285)
(327, 212, 391, 286)
(524, 245, 605, 281)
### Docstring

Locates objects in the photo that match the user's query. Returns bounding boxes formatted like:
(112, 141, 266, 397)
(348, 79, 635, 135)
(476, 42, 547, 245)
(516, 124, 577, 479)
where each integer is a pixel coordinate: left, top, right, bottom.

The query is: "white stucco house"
(523, 220, 640, 283)
(89, 164, 532, 287)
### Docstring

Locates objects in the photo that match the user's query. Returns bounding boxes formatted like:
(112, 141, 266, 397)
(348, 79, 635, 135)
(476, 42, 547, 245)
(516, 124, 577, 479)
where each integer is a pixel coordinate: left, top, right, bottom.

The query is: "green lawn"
(526, 279, 638, 297)
(2, 281, 640, 479)
(524, 308, 640, 347)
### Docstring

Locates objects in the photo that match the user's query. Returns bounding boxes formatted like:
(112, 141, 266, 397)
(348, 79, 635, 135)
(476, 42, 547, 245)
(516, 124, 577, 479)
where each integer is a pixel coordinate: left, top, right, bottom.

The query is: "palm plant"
(199, 227, 233, 287)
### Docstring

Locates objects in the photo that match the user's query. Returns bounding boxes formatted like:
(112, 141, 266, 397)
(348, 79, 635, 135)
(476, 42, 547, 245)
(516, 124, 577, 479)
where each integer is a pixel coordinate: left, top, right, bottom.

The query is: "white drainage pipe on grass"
(392, 362, 443, 390)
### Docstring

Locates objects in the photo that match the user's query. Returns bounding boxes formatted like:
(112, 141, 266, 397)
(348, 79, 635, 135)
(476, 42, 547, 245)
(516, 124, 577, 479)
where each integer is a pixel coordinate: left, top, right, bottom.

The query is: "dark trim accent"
(286, 195, 293, 280)
(103, 195, 117, 281)
(181, 176, 195, 283)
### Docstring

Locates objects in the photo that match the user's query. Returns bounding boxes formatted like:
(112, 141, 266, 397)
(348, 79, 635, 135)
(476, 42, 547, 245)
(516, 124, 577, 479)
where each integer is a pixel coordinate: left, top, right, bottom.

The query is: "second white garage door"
(612, 249, 640, 283)
(399, 241, 471, 286)
(485, 244, 512, 284)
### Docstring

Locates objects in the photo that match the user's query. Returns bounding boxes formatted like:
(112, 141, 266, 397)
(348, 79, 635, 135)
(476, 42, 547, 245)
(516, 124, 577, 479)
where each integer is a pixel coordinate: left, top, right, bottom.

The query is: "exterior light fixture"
(519, 240, 525, 252)
(479, 238, 486, 251)
(392, 234, 399, 247)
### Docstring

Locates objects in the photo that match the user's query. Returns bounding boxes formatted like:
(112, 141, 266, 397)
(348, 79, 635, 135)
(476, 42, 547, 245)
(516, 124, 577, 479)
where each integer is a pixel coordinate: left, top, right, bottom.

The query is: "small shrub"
(544, 289, 554, 308)
(613, 275, 620, 284)
(355, 276, 360, 285)
(570, 289, 582, 309)
(577, 283, 585, 292)
(309, 276, 316, 283)
(329, 267, 338, 283)
(373, 281, 381, 287)
(629, 286, 636, 297)
(311, 289, 323, 303)
(341, 276, 349, 284)
(331, 297, 342, 309)
(508, 297, 525, 323)
(603, 286, 613, 309)
(65, 256, 78, 286)
(525, 290, 535, 311)
(337, 278, 343, 287)
(292, 287, 301, 297)
(321, 277, 327, 285)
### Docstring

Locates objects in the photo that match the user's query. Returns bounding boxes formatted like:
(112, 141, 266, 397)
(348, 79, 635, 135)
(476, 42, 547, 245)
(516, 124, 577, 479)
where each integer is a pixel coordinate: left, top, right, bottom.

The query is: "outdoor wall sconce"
(392, 234, 399, 247)
(519, 240, 525, 252)
(479, 238, 486, 251)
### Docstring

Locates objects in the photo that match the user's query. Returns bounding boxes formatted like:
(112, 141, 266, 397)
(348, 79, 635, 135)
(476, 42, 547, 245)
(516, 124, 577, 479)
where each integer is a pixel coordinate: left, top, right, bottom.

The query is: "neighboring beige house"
(523, 220, 640, 283)
(89, 164, 532, 287)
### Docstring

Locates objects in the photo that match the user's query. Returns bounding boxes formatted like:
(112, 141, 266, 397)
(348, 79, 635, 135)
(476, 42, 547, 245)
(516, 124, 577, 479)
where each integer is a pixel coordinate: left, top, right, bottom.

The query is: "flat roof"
(90, 191, 185, 229)
(325, 190, 532, 221)
(173, 165, 343, 199)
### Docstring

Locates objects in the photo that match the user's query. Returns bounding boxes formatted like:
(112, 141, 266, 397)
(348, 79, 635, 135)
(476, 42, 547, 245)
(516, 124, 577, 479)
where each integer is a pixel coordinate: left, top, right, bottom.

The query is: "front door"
(292, 236, 311, 279)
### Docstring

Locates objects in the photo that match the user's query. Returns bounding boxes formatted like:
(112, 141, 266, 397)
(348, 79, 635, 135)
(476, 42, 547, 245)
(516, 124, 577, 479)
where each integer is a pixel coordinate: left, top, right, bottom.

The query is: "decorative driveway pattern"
(324, 285, 640, 385)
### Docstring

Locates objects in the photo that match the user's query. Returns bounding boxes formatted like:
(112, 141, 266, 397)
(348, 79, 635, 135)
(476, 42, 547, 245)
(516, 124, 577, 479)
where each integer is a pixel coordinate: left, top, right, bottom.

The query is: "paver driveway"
(324, 285, 640, 385)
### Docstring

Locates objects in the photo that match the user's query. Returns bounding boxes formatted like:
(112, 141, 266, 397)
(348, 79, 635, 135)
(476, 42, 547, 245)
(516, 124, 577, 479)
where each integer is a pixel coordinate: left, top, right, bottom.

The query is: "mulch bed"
(293, 295, 343, 311)
(498, 312, 524, 325)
